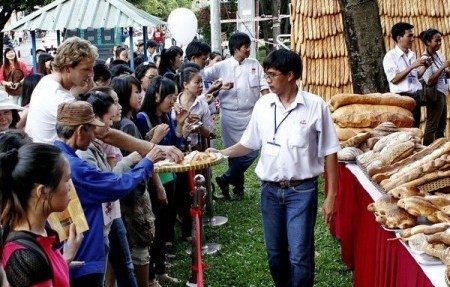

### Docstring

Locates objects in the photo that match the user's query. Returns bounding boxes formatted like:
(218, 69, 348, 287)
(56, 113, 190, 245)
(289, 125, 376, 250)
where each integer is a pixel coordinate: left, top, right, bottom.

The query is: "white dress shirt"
(422, 50, 449, 94)
(239, 90, 340, 181)
(383, 45, 422, 93)
(201, 57, 269, 147)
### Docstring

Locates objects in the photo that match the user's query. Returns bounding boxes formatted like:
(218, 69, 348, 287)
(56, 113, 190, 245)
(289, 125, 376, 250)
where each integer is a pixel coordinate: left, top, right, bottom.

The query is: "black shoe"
(216, 176, 231, 200)
(232, 188, 244, 201)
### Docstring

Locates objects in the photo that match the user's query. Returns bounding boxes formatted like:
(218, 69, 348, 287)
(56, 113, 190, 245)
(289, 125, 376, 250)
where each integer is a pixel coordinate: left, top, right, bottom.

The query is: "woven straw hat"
(57, 101, 104, 127)
(0, 91, 24, 111)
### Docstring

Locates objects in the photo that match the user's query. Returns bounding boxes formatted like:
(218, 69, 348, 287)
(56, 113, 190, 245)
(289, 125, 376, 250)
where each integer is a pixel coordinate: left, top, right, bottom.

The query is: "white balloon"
(168, 8, 198, 46)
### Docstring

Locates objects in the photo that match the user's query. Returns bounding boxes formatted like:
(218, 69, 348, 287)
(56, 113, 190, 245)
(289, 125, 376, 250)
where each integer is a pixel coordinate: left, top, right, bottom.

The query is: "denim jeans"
(261, 178, 318, 287)
(222, 150, 258, 191)
(108, 218, 138, 287)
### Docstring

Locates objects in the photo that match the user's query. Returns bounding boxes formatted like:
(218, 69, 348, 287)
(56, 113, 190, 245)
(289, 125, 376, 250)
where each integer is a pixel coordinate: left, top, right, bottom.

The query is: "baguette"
(329, 93, 416, 111)
(399, 222, 450, 238)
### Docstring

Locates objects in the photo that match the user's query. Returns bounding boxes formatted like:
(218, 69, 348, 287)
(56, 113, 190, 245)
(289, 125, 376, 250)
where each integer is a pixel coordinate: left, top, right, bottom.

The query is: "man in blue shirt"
(53, 101, 164, 287)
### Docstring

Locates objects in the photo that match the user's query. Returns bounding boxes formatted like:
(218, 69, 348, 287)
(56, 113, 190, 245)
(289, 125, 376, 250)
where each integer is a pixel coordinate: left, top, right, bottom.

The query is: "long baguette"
(372, 138, 447, 182)
(329, 93, 416, 112)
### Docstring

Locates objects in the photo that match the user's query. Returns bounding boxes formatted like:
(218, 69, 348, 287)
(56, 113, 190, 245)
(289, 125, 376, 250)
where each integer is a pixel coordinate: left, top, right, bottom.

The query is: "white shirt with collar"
(239, 89, 340, 182)
(422, 50, 449, 94)
(383, 45, 422, 94)
(201, 56, 269, 147)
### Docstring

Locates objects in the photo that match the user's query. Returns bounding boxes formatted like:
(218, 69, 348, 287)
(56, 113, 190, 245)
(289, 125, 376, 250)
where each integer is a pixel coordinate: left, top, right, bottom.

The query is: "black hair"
(263, 49, 302, 80)
(37, 53, 53, 75)
(147, 40, 158, 48)
(140, 76, 177, 127)
(0, 143, 66, 241)
(93, 62, 112, 85)
(229, 32, 251, 55)
(134, 62, 158, 81)
(391, 22, 414, 42)
(133, 55, 145, 69)
(111, 75, 141, 118)
(158, 46, 183, 76)
(110, 63, 133, 79)
(210, 51, 222, 60)
(78, 91, 114, 119)
(0, 130, 33, 153)
(419, 28, 442, 45)
(21, 73, 44, 107)
(115, 45, 127, 58)
(174, 66, 201, 93)
(185, 41, 212, 60)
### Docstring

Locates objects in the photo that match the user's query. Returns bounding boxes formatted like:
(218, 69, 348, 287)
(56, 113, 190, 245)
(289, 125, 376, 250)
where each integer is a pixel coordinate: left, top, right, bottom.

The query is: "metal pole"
(56, 30, 61, 46)
(30, 30, 37, 74)
(143, 26, 148, 61)
(128, 27, 135, 71)
(210, 0, 221, 52)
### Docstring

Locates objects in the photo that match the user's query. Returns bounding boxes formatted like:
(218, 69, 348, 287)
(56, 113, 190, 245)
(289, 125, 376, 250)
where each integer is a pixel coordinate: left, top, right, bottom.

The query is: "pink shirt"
(0, 61, 29, 82)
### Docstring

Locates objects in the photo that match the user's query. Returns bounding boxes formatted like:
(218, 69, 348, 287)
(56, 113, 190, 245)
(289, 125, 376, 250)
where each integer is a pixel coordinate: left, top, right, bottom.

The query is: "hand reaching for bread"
(145, 146, 166, 163)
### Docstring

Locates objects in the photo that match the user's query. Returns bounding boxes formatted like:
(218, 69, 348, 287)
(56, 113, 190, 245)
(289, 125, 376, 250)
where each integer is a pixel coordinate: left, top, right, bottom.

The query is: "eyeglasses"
(264, 72, 283, 80)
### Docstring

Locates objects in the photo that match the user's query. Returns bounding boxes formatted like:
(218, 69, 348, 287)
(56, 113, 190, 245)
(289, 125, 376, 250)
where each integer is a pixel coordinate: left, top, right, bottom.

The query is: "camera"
(10, 83, 16, 89)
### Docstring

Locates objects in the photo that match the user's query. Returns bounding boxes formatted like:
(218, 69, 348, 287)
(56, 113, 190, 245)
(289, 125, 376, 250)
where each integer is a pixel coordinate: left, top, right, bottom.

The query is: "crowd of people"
(0, 18, 449, 287)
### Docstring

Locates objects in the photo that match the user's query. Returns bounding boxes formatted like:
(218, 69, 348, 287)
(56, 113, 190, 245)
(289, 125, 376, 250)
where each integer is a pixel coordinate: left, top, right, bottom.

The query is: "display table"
(331, 163, 446, 287)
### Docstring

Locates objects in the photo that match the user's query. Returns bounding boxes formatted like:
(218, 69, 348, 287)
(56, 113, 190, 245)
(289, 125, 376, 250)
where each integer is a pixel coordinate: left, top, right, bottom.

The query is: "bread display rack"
(154, 151, 226, 173)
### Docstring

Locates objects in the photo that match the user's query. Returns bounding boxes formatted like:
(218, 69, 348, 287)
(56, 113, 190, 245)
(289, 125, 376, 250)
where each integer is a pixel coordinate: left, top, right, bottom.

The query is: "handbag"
(4, 68, 24, 96)
(421, 81, 438, 106)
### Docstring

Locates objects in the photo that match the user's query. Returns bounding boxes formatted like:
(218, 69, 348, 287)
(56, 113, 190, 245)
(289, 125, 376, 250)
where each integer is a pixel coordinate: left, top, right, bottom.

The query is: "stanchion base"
(203, 215, 228, 227)
(186, 242, 221, 255)
(186, 281, 197, 287)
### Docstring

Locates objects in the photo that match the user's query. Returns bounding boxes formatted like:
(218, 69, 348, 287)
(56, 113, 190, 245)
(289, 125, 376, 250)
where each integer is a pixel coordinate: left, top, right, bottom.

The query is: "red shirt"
(3, 234, 70, 287)
(153, 31, 164, 43)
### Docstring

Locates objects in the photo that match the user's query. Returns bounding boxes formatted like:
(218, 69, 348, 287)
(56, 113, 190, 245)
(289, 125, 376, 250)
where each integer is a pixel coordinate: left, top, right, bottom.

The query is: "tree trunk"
(271, 0, 281, 51)
(338, 0, 389, 93)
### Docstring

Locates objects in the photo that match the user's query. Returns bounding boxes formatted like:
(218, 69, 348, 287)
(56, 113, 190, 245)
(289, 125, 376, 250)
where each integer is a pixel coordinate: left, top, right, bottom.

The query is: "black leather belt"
(399, 92, 419, 98)
(264, 177, 317, 189)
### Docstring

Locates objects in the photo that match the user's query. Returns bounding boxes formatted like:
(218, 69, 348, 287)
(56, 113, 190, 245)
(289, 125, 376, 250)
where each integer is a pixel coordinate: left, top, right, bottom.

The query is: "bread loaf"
(329, 93, 416, 112)
(332, 104, 414, 128)
(379, 141, 415, 165)
(337, 147, 363, 161)
(399, 222, 450, 238)
(334, 126, 370, 141)
(342, 132, 371, 148)
(373, 132, 415, 152)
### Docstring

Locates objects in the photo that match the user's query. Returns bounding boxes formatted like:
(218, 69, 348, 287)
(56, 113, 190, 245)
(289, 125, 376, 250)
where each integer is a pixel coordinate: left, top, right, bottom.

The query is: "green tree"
(196, 1, 238, 44)
(132, 0, 191, 20)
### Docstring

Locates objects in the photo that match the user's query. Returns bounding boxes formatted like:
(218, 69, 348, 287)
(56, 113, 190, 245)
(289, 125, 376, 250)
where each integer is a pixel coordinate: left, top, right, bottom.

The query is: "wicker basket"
(154, 154, 226, 173)
(418, 178, 450, 194)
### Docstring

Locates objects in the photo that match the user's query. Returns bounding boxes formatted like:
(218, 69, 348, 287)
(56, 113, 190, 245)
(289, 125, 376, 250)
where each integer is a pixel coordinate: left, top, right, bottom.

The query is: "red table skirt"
(330, 163, 433, 287)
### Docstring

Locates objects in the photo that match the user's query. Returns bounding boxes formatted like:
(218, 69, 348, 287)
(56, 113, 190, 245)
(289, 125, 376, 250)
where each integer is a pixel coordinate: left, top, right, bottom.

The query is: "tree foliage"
(131, 0, 191, 20)
(196, 1, 238, 44)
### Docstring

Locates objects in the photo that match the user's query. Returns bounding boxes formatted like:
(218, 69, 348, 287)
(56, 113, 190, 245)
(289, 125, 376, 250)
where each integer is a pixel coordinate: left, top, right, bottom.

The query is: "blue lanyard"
(401, 54, 413, 77)
(273, 105, 294, 142)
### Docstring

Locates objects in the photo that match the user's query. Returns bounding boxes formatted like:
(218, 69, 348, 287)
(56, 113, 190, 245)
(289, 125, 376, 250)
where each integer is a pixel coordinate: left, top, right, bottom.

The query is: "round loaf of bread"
(338, 147, 363, 161)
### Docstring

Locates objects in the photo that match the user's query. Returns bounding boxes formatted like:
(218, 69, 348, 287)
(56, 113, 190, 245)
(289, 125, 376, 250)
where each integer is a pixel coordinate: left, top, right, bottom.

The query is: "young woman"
(37, 53, 54, 75)
(175, 66, 213, 149)
(0, 91, 23, 132)
(0, 143, 83, 287)
(158, 46, 183, 80)
(419, 28, 450, 145)
(137, 76, 186, 285)
(110, 75, 156, 287)
(77, 90, 139, 287)
(134, 62, 159, 94)
(0, 47, 30, 104)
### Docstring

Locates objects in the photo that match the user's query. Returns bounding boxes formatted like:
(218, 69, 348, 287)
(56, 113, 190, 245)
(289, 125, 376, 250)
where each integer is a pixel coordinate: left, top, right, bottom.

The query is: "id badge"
(265, 142, 281, 156)
(408, 75, 414, 84)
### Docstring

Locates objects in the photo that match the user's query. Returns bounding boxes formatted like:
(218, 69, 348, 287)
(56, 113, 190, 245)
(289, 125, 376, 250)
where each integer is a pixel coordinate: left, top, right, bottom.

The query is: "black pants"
(400, 92, 421, 128)
(424, 91, 447, 145)
(70, 273, 103, 287)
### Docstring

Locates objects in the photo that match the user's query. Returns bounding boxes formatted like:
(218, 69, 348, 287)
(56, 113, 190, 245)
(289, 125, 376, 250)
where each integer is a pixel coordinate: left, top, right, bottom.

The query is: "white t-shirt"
(240, 90, 340, 181)
(25, 75, 75, 143)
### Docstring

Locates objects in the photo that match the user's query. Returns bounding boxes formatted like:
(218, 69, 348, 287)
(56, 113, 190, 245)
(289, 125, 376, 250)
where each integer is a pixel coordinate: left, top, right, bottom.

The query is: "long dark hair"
(79, 91, 114, 119)
(0, 143, 66, 241)
(140, 75, 177, 127)
(2, 47, 19, 77)
(21, 73, 44, 107)
(158, 46, 183, 76)
(110, 75, 141, 118)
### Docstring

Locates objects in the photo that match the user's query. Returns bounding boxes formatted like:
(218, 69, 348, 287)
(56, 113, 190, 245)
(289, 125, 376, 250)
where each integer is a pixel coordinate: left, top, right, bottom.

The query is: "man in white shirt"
(383, 22, 429, 127)
(202, 32, 269, 200)
(25, 36, 182, 161)
(210, 49, 340, 287)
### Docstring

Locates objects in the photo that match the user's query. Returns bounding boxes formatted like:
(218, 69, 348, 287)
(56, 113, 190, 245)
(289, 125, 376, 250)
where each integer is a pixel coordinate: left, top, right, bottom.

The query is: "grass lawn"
(163, 134, 353, 286)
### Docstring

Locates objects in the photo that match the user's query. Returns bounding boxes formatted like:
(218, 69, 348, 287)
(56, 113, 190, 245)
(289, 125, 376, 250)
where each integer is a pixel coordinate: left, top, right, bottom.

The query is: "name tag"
(264, 142, 280, 156)
(408, 74, 415, 84)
